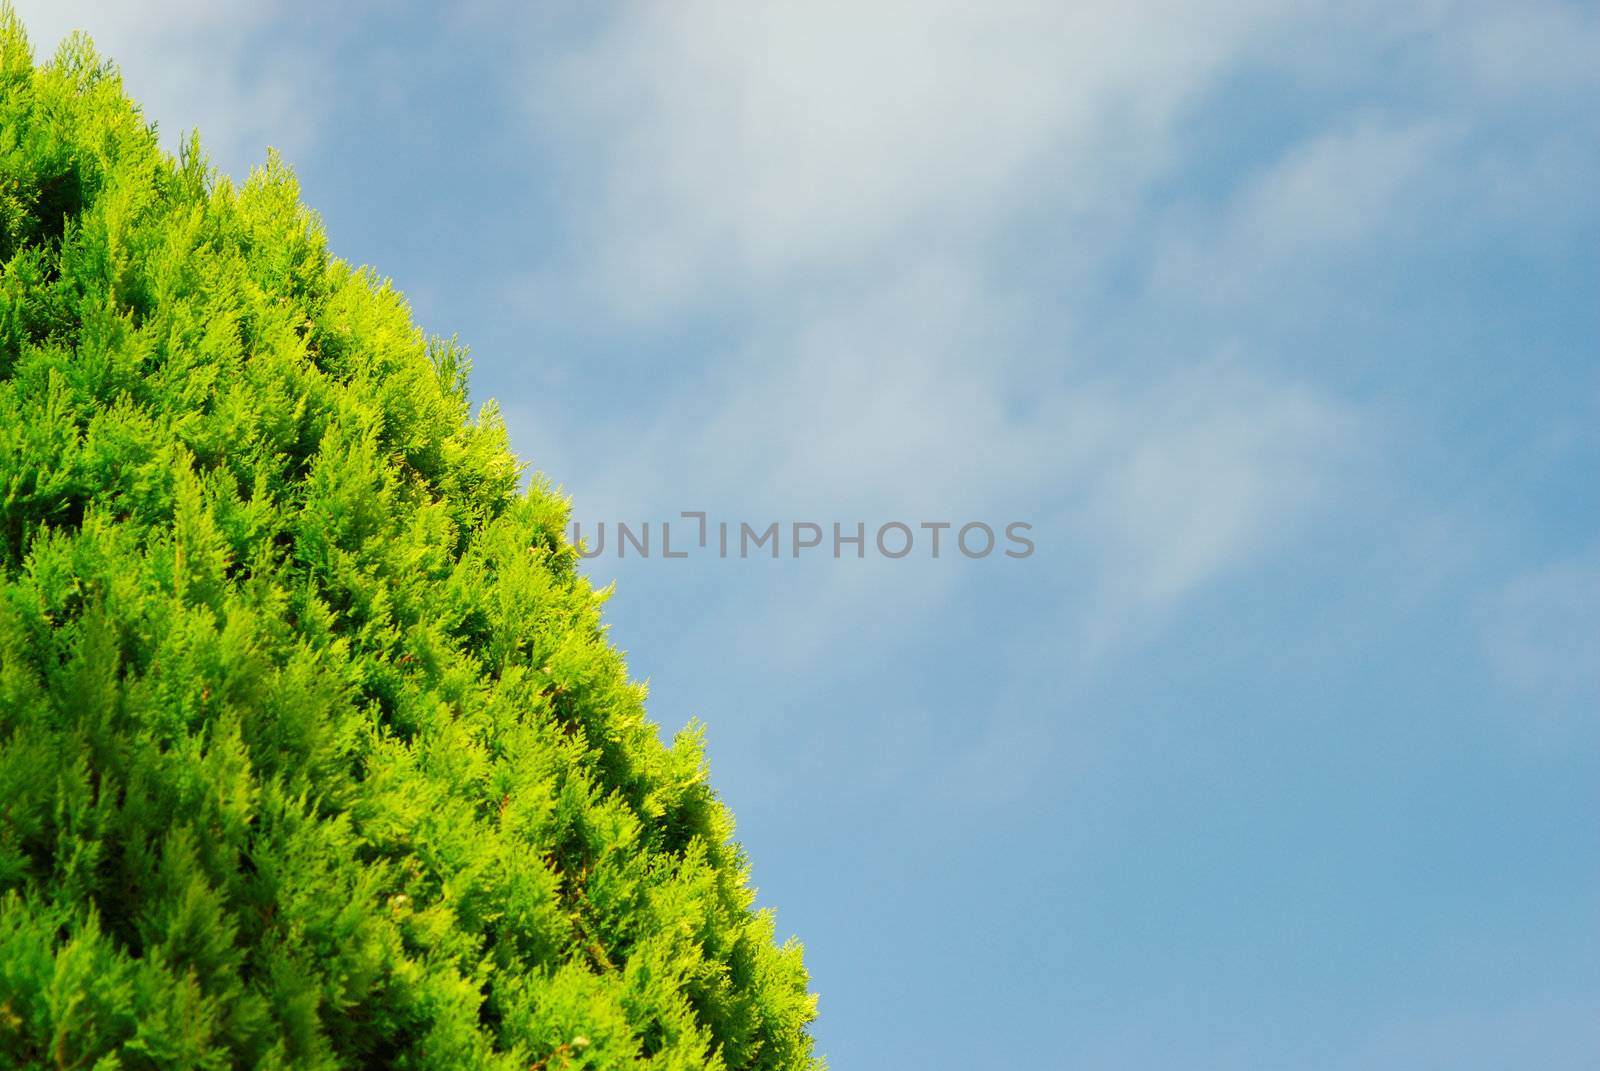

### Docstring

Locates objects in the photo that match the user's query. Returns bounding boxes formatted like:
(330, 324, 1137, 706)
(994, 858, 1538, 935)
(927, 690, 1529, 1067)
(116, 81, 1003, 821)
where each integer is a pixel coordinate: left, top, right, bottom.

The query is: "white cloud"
(1149, 115, 1459, 306)
(1478, 552, 1600, 720)
(534, 0, 1300, 314)
(1066, 367, 1357, 648)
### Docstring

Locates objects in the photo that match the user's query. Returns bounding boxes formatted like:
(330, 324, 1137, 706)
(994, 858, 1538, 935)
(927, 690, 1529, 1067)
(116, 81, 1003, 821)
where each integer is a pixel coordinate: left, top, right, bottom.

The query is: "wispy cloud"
(1149, 114, 1461, 307)
(519, 0, 1388, 667)
(1478, 551, 1600, 722)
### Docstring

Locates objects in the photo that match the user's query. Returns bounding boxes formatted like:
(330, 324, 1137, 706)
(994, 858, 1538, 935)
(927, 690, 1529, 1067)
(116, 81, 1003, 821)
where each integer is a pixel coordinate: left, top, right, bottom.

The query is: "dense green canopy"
(0, 10, 817, 1068)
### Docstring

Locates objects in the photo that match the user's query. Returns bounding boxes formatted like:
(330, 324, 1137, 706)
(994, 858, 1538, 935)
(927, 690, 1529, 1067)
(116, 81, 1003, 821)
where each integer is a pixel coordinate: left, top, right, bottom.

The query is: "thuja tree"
(0, 12, 818, 1070)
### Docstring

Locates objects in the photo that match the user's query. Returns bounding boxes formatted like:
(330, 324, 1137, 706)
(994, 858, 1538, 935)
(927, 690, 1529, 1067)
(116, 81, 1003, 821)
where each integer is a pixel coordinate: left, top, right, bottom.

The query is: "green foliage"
(0, 9, 818, 1068)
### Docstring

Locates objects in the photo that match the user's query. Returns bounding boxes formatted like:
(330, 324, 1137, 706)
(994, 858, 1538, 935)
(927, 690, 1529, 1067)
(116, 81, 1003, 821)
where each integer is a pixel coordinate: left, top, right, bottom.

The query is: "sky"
(12, 1, 1599, 1066)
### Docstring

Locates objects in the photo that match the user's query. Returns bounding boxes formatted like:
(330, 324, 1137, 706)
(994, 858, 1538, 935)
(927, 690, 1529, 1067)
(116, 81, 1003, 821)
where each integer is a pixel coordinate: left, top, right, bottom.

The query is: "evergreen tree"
(0, 9, 818, 1068)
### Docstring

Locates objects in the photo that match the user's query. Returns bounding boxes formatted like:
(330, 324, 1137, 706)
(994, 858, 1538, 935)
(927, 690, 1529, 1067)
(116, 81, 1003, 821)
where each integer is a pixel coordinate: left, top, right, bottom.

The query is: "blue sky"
(15, 2, 1599, 1066)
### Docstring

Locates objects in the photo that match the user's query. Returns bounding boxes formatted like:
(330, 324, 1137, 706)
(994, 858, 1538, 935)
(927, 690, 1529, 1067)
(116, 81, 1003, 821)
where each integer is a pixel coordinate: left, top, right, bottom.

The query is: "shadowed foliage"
(0, 9, 817, 1068)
